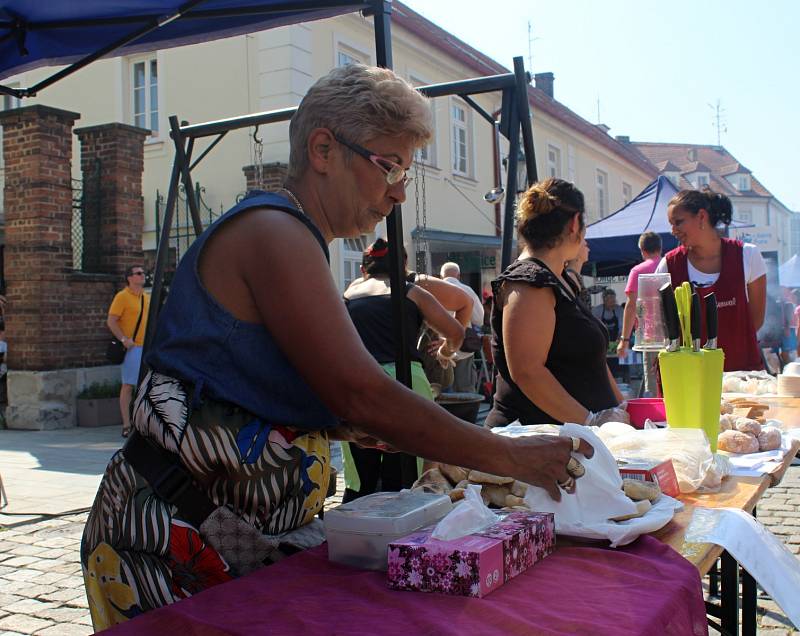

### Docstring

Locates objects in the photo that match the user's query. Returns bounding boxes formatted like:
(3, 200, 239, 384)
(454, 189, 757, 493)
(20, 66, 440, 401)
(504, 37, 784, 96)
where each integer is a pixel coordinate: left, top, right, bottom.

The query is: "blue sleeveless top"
(146, 191, 339, 431)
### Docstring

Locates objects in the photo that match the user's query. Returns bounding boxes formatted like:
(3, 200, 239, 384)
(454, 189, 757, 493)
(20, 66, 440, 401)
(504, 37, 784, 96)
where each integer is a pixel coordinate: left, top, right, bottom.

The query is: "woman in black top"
(342, 238, 464, 500)
(486, 178, 628, 427)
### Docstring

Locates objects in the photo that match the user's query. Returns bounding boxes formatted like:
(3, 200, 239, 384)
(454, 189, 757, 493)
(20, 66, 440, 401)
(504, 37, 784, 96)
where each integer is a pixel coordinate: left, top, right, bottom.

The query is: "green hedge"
(77, 381, 121, 400)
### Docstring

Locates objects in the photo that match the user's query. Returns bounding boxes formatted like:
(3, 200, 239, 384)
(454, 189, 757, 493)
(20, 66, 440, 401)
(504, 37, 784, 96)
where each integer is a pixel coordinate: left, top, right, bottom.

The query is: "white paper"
(686, 507, 800, 628)
(431, 485, 497, 541)
(725, 434, 792, 476)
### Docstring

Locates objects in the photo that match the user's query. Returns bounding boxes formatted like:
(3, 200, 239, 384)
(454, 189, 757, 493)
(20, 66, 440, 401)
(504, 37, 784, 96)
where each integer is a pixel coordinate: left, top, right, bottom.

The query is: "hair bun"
(518, 183, 560, 223)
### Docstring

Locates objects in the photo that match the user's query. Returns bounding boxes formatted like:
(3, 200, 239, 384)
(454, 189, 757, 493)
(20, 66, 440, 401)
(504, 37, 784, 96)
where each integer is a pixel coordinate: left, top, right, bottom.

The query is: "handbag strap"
(131, 293, 145, 343)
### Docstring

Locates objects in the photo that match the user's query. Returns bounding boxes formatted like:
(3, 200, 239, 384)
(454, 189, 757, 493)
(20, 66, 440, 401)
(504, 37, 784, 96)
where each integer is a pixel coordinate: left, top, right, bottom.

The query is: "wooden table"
(650, 395, 800, 635)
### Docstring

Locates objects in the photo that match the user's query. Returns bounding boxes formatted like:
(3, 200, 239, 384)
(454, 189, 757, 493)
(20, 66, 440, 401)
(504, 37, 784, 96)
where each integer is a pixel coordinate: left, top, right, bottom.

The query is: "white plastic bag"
(602, 428, 714, 493)
(431, 485, 497, 540)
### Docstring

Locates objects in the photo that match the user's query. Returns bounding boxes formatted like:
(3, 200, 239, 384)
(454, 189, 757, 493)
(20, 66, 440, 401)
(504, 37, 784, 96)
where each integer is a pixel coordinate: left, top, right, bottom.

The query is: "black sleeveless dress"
(486, 258, 617, 426)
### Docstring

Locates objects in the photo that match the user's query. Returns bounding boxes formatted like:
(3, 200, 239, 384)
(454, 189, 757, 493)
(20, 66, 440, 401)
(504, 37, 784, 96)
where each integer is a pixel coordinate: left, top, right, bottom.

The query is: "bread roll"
(611, 498, 652, 522)
(510, 481, 528, 498)
(439, 464, 470, 486)
(719, 414, 735, 432)
(412, 468, 452, 495)
(734, 417, 762, 436)
(480, 484, 512, 508)
(449, 488, 466, 503)
(622, 478, 661, 502)
(757, 426, 782, 452)
(720, 401, 734, 415)
(468, 470, 514, 485)
(505, 494, 527, 508)
(718, 430, 759, 454)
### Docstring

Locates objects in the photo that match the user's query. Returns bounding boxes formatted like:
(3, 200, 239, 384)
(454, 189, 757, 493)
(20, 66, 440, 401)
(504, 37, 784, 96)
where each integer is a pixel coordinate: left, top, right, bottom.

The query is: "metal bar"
(24, 0, 212, 97)
(189, 132, 227, 171)
(169, 116, 204, 238)
(418, 73, 517, 99)
(500, 96, 520, 270)
(371, 0, 410, 390)
(742, 506, 758, 636)
(721, 550, 740, 636)
(139, 158, 181, 382)
(0, 84, 23, 99)
(709, 559, 719, 597)
(460, 95, 495, 126)
(513, 56, 537, 187)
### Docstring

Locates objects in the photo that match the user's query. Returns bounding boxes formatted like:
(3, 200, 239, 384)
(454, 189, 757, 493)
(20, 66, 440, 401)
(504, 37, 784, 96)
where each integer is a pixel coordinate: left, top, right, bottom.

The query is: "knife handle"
(659, 283, 680, 344)
(705, 292, 718, 344)
(690, 292, 701, 344)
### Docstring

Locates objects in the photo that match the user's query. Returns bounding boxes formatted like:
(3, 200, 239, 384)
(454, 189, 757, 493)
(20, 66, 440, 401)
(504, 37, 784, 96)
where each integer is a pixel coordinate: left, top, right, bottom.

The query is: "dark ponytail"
(669, 189, 732, 227)
(362, 238, 407, 276)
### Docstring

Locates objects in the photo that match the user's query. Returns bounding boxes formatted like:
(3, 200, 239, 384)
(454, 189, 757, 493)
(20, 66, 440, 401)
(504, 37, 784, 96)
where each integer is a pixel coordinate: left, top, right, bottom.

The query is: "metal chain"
(252, 126, 264, 190)
(413, 158, 429, 274)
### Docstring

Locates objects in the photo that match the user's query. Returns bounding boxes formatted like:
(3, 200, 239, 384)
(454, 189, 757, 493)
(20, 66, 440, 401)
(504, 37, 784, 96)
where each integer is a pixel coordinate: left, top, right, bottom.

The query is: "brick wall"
(243, 162, 288, 192)
(0, 108, 147, 371)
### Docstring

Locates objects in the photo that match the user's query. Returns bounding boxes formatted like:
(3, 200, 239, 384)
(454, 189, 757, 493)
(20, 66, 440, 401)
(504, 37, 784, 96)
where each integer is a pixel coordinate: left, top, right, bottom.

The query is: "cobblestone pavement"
(1, 428, 798, 635)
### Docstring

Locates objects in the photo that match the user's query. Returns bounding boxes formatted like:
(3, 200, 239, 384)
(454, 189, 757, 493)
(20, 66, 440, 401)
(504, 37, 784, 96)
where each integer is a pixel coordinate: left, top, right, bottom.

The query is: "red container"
(626, 398, 666, 429)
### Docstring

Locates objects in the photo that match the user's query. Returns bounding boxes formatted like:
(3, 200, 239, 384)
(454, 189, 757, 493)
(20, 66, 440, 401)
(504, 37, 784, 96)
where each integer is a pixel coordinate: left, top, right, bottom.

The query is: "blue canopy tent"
(584, 176, 679, 277)
(0, 1, 370, 96)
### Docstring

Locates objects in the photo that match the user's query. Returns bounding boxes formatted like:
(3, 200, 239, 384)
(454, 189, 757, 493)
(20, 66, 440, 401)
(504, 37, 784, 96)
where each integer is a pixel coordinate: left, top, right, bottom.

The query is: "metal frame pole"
(500, 97, 520, 271)
(169, 116, 204, 238)
(741, 506, 758, 635)
(372, 0, 411, 390)
(139, 157, 182, 383)
(721, 550, 740, 635)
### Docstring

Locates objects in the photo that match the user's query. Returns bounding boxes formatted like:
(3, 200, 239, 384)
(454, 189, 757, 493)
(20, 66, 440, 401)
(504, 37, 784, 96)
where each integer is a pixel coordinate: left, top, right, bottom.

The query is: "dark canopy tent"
(584, 176, 679, 277)
(0, 0, 537, 388)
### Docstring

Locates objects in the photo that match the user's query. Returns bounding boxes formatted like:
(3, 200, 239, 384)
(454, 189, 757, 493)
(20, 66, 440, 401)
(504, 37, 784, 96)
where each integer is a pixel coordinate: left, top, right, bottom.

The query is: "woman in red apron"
(656, 189, 766, 371)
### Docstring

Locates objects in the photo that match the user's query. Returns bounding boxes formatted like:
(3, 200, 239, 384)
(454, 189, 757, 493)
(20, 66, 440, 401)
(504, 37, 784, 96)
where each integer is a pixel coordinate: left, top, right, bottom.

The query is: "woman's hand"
(504, 435, 594, 501)
(616, 338, 628, 359)
(329, 423, 397, 451)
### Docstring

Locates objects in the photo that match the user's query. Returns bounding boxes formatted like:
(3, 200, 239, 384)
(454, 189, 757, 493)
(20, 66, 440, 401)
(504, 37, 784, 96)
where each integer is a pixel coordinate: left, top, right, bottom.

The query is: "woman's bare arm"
(502, 282, 591, 424)
(213, 209, 589, 499)
(747, 274, 767, 333)
(415, 275, 472, 327)
(407, 285, 464, 351)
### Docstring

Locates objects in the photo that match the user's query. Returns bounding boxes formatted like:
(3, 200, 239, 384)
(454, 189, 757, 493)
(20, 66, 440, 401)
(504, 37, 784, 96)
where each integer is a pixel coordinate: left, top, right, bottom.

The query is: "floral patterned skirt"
(81, 371, 331, 631)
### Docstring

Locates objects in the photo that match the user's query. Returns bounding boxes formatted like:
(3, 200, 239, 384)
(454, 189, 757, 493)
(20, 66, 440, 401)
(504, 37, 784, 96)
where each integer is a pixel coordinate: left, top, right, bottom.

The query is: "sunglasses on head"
(332, 132, 412, 188)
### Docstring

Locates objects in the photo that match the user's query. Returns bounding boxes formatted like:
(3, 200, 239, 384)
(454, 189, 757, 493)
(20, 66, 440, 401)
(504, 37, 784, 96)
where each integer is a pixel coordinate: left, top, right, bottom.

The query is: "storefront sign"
(730, 226, 778, 252)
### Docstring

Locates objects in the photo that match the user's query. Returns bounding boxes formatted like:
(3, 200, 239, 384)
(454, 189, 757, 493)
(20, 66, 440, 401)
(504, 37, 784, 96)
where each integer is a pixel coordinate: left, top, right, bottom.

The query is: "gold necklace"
(280, 188, 306, 216)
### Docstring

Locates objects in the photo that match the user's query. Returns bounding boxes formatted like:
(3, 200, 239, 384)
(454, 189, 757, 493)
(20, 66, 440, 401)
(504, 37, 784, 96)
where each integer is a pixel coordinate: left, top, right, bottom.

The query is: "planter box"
(77, 397, 121, 428)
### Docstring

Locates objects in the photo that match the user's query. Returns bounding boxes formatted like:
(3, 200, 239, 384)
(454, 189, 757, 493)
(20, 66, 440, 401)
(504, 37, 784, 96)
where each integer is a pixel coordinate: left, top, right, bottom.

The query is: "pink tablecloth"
(104, 536, 707, 635)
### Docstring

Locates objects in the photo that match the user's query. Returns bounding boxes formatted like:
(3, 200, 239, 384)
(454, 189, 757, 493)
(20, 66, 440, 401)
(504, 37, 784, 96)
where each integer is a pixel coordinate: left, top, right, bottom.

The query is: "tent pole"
(372, 0, 411, 390)
(501, 97, 520, 271)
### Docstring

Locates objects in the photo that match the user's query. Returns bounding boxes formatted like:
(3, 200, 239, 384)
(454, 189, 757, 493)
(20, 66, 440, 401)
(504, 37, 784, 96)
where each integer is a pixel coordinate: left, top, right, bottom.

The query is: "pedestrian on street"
(439, 261, 483, 393)
(617, 231, 662, 395)
(106, 265, 149, 437)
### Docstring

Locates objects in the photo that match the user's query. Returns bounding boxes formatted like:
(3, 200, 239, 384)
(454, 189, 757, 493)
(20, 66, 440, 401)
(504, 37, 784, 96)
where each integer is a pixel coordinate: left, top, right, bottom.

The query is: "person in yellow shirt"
(107, 266, 149, 437)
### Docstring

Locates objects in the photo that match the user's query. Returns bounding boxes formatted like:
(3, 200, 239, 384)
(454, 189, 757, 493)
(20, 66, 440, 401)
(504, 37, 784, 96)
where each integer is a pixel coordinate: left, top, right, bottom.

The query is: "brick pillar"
(74, 123, 148, 277)
(0, 105, 80, 371)
(242, 162, 288, 192)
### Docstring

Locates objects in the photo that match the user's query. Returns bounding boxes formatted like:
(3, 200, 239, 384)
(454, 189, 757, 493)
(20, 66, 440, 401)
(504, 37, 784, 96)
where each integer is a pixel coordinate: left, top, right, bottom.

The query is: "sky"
(403, 0, 800, 210)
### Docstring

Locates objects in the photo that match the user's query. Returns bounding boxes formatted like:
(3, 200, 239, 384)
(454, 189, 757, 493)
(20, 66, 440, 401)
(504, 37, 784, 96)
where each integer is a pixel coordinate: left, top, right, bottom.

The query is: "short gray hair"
(288, 65, 433, 179)
(440, 262, 460, 278)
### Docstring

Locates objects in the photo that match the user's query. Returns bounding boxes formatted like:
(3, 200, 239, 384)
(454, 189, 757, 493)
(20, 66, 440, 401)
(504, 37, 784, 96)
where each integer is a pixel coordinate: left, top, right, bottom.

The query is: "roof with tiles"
(391, 2, 658, 179)
(629, 142, 772, 198)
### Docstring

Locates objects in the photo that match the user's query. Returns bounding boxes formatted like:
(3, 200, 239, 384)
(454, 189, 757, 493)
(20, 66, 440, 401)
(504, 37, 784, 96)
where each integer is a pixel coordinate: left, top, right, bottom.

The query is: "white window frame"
(738, 174, 750, 191)
(333, 34, 372, 69)
(546, 144, 561, 178)
(596, 169, 609, 218)
(695, 173, 709, 188)
(410, 73, 436, 167)
(623, 182, 632, 205)
(338, 234, 371, 291)
(129, 55, 160, 138)
(450, 99, 471, 177)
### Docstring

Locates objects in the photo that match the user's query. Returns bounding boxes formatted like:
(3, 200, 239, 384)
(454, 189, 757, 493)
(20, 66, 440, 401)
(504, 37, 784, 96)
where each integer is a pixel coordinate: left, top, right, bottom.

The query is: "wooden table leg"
(721, 551, 739, 635)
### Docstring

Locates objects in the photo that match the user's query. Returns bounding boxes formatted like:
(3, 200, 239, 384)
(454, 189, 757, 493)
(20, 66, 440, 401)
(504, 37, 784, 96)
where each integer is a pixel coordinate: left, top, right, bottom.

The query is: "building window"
(737, 209, 753, 224)
(340, 235, 370, 291)
(411, 76, 435, 166)
(451, 102, 469, 175)
(596, 169, 608, 218)
(623, 182, 632, 205)
(666, 173, 680, 188)
(2, 94, 20, 111)
(738, 175, 750, 191)
(547, 145, 561, 178)
(696, 174, 709, 188)
(337, 44, 368, 68)
(132, 58, 159, 135)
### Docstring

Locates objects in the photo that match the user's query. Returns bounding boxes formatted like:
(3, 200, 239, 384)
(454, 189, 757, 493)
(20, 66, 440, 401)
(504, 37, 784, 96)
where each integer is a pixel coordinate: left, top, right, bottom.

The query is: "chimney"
(534, 72, 554, 98)
(616, 135, 630, 144)
(596, 124, 610, 134)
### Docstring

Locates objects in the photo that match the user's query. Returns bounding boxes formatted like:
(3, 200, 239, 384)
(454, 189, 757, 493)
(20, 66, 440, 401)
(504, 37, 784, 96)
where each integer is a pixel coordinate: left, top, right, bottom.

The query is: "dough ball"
(734, 417, 762, 436)
(757, 427, 782, 452)
(480, 484, 512, 508)
(719, 414, 735, 432)
(622, 478, 661, 502)
(412, 468, 452, 494)
(718, 430, 760, 454)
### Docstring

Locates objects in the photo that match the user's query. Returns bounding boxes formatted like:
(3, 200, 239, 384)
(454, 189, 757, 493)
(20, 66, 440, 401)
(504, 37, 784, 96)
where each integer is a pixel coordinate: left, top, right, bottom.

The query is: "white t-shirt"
(655, 243, 766, 300)
(442, 277, 485, 327)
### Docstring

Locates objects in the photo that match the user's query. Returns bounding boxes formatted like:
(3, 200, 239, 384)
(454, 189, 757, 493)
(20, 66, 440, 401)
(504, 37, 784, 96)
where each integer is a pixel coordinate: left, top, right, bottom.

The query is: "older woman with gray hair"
(81, 65, 592, 630)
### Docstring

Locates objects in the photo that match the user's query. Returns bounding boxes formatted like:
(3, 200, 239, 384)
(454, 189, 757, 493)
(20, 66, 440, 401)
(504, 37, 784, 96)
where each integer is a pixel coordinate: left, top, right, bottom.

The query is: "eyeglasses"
(130, 271, 145, 276)
(333, 133, 412, 188)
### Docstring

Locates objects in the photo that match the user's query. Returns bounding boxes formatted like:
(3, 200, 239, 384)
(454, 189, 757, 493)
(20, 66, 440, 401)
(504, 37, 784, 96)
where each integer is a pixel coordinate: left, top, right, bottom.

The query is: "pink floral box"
(387, 511, 555, 598)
